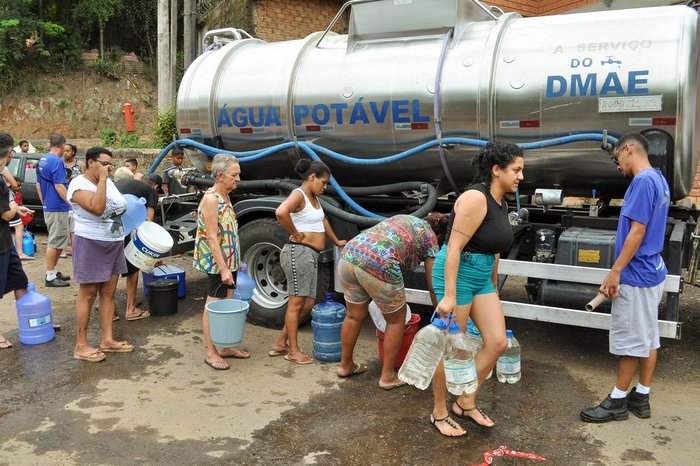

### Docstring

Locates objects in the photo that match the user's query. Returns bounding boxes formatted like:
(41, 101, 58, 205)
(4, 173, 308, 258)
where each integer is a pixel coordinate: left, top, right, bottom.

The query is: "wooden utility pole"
(158, 0, 173, 112)
(183, 0, 196, 68)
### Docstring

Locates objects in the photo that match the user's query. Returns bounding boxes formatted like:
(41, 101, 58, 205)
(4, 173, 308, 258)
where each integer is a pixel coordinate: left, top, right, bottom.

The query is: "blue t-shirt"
(37, 154, 71, 212)
(616, 168, 670, 287)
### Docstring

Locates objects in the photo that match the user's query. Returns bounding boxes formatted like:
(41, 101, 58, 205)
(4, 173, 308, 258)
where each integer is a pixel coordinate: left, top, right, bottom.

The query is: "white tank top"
(289, 188, 325, 233)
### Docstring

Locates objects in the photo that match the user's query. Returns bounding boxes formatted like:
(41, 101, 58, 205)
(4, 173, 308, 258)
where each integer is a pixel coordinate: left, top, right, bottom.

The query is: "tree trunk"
(158, 0, 173, 112)
(171, 0, 179, 96)
(99, 23, 104, 59)
(183, 0, 195, 68)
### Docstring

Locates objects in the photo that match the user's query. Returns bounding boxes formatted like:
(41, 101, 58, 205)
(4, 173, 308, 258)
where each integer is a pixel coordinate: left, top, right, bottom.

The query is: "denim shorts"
(432, 244, 496, 305)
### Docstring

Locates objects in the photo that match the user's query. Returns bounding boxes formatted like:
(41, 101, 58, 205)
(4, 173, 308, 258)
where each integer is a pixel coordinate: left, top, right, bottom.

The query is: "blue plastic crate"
(142, 265, 186, 298)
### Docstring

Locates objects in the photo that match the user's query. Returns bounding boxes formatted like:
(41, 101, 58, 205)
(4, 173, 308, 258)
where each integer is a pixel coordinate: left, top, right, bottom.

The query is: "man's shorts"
(609, 283, 663, 357)
(45, 211, 71, 249)
(208, 271, 238, 298)
(432, 244, 496, 305)
(280, 243, 318, 298)
(121, 236, 140, 277)
(0, 247, 29, 298)
(9, 214, 21, 228)
(337, 258, 405, 314)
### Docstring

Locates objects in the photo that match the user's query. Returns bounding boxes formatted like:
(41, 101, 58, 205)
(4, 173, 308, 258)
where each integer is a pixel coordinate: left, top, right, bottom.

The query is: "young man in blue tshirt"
(581, 132, 670, 423)
(37, 134, 72, 287)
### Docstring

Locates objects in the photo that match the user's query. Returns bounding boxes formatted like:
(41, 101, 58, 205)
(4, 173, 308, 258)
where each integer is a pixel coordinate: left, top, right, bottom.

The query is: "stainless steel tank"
(177, 0, 700, 200)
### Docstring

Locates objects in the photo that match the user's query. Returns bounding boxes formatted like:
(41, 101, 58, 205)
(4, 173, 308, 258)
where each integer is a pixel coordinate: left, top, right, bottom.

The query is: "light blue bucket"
(206, 299, 249, 348)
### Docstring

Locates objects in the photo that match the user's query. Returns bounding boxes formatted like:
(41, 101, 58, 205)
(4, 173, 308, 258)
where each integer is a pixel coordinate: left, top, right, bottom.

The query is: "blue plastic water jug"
(233, 263, 256, 302)
(311, 291, 346, 362)
(22, 228, 35, 257)
(16, 283, 55, 345)
(121, 195, 148, 235)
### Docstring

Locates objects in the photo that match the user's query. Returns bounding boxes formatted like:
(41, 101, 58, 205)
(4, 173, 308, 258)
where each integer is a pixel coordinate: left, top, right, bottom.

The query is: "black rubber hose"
(183, 176, 438, 227)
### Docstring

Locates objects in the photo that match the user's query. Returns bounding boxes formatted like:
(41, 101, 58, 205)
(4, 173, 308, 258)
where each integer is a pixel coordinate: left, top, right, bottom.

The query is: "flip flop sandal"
(379, 380, 408, 390)
(337, 363, 367, 378)
(268, 347, 290, 357)
(204, 359, 230, 370)
(0, 338, 13, 349)
(99, 342, 135, 353)
(126, 310, 150, 321)
(284, 353, 314, 365)
(220, 348, 250, 359)
(73, 349, 105, 362)
(430, 414, 466, 437)
(453, 400, 494, 431)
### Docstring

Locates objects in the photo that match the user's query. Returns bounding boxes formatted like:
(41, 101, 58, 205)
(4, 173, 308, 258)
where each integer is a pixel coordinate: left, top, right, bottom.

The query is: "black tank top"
(445, 183, 514, 255)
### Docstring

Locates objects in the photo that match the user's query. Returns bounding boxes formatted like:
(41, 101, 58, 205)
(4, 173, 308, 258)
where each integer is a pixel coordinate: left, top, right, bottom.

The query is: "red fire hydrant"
(122, 102, 136, 133)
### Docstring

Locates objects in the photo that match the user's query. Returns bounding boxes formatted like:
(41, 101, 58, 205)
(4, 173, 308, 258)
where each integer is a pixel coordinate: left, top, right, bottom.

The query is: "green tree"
(72, 0, 122, 58)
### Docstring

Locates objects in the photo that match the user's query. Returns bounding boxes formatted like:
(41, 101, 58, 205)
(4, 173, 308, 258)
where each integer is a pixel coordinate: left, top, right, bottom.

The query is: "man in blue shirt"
(37, 134, 72, 287)
(581, 132, 670, 423)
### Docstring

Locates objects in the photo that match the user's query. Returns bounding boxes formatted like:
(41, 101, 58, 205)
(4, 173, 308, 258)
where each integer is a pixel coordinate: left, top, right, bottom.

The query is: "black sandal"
(452, 399, 494, 431)
(430, 414, 466, 437)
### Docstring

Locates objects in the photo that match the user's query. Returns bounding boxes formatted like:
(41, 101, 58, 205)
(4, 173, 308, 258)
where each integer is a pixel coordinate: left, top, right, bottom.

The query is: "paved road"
(1, 248, 699, 465)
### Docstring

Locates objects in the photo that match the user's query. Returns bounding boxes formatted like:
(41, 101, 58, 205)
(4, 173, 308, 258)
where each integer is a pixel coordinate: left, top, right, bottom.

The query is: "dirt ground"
(1, 232, 699, 465)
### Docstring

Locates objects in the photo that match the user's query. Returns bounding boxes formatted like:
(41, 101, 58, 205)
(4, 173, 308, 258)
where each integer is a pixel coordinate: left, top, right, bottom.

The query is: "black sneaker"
(46, 277, 70, 287)
(627, 389, 651, 418)
(580, 395, 628, 423)
(56, 271, 71, 281)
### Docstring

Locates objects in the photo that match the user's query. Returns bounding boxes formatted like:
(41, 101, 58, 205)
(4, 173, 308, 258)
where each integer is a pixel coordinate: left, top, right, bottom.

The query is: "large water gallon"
(444, 320, 478, 396)
(16, 283, 54, 345)
(398, 313, 448, 390)
(232, 263, 255, 302)
(22, 228, 35, 257)
(310, 291, 346, 362)
(121, 195, 148, 235)
(496, 329, 522, 384)
(207, 298, 249, 347)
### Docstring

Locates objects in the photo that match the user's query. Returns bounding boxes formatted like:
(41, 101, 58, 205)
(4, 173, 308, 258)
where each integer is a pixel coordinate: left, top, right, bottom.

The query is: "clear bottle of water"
(467, 319, 492, 379)
(496, 329, 521, 384)
(398, 313, 449, 390)
(444, 320, 478, 395)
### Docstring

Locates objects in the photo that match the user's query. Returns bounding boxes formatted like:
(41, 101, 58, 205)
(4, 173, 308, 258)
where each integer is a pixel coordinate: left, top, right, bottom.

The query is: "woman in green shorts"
(430, 142, 524, 437)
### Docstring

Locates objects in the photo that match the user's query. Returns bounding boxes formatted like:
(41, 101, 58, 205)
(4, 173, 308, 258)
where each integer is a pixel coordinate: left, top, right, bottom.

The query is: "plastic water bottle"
(22, 228, 36, 257)
(496, 329, 521, 384)
(467, 319, 492, 379)
(311, 291, 346, 362)
(121, 195, 148, 235)
(444, 320, 478, 395)
(233, 263, 256, 302)
(16, 284, 55, 345)
(398, 313, 449, 390)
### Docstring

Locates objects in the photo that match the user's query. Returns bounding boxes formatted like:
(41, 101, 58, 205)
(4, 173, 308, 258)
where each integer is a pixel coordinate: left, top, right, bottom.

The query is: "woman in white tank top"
(270, 160, 346, 364)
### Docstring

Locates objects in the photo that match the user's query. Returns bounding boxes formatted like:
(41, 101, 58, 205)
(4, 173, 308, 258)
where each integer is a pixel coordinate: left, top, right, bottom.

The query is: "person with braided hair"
(429, 141, 524, 437)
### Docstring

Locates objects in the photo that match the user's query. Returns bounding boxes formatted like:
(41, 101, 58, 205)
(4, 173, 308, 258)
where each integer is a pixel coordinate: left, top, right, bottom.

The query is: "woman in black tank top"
(428, 142, 524, 437)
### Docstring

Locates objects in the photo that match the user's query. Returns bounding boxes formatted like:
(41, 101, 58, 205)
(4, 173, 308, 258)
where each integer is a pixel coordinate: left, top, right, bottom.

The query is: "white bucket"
(124, 221, 174, 273)
(368, 301, 411, 333)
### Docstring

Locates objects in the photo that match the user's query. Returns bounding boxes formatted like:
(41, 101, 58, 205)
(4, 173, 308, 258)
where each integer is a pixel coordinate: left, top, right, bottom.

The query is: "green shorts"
(432, 244, 496, 305)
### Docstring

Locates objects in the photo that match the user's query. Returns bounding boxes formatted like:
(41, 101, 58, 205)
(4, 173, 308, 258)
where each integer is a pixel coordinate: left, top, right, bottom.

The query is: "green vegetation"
(101, 128, 149, 149)
(0, 0, 159, 93)
(152, 109, 178, 149)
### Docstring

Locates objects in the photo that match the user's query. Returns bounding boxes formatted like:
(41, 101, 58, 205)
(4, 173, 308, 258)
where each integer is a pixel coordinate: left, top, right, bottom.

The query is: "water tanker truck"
(162, 0, 699, 334)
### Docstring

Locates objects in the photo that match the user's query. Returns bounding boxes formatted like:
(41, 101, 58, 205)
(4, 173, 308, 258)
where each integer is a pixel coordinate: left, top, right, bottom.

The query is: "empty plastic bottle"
(311, 291, 346, 362)
(496, 329, 521, 384)
(398, 313, 449, 390)
(444, 320, 478, 395)
(22, 228, 36, 257)
(233, 263, 256, 302)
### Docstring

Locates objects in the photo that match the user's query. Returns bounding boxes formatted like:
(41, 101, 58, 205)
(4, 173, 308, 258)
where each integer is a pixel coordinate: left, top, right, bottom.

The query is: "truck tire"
(239, 218, 331, 329)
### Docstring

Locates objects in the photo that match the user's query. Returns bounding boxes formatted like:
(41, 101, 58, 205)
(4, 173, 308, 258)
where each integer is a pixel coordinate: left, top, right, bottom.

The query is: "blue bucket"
(206, 299, 249, 348)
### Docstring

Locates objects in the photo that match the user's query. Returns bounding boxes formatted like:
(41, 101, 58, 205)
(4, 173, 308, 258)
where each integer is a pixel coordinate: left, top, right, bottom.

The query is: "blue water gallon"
(22, 228, 35, 257)
(16, 283, 55, 345)
(311, 291, 346, 362)
(233, 263, 256, 302)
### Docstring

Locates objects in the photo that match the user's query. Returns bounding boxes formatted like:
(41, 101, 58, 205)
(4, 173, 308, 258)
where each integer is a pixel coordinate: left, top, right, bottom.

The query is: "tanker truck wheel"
(239, 218, 330, 329)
